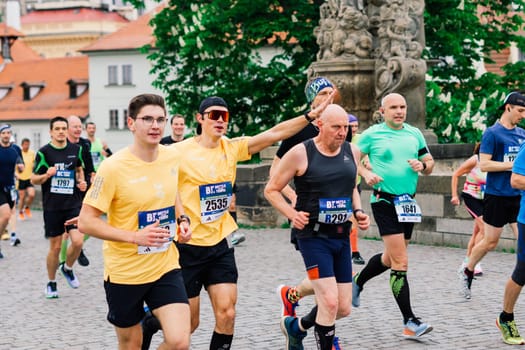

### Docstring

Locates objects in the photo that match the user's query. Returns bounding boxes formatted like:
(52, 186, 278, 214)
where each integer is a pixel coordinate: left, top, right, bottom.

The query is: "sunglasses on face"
(203, 110, 229, 122)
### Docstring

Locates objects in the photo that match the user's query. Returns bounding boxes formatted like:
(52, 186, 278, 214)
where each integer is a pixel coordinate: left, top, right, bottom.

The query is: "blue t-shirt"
(512, 143, 525, 224)
(480, 122, 525, 196)
(0, 144, 22, 188)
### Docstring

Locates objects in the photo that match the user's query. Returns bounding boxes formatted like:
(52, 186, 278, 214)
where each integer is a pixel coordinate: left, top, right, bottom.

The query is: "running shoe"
(59, 263, 80, 288)
(24, 207, 32, 218)
(496, 316, 525, 345)
(457, 266, 472, 299)
(403, 318, 433, 338)
(352, 252, 365, 265)
(10, 233, 20, 247)
(1, 231, 9, 240)
(231, 232, 246, 246)
(45, 281, 58, 299)
(332, 336, 341, 350)
(0, 247, 3, 259)
(77, 249, 90, 267)
(352, 273, 361, 307)
(280, 316, 307, 350)
(474, 263, 483, 276)
(142, 307, 161, 350)
(277, 285, 298, 317)
(18, 211, 25, 220)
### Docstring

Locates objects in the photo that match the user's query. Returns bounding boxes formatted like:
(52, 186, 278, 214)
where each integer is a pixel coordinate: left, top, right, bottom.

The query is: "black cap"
(199, 96, 228, 114)
(499, 92, 525, 110)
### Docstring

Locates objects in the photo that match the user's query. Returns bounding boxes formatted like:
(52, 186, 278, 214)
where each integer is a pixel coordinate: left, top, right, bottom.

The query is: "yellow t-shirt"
(83, 146, 181, 284)
(173, 136, 251, 246)
(18, 149, 35, 181)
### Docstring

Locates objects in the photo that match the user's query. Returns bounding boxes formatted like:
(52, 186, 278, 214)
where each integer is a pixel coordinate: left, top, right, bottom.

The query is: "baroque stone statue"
(310, 0, 430, 134)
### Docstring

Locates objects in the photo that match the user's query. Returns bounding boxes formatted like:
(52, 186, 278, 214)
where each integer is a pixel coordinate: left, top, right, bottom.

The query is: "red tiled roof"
(0, 23, 41, 64)
(0, 56, 88, 121)
(21, 8, 128, 24)
(0, 23, 25, 37)
(81, 8, 157, 52)
(1, 39, 43, 64)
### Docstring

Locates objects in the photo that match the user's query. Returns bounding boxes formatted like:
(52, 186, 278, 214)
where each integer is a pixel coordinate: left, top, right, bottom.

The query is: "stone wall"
(30, 143, 517, 251)
(236, 144, 517, 251)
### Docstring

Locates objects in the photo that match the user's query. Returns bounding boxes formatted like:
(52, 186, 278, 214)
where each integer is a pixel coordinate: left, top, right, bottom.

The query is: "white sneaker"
(474, 263, 483, 276)
(231, 232, 246, 246)
(457, 267, 472, 299)
(10, 233, 21, 247)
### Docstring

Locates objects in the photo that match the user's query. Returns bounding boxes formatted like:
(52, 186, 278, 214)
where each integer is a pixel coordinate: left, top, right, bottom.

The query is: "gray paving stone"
(0, 210, 521, 349)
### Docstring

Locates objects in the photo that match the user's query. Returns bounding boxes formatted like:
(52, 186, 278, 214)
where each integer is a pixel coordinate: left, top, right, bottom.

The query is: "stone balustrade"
(235, 144, 517, 251)
(29, 143, 517, 251)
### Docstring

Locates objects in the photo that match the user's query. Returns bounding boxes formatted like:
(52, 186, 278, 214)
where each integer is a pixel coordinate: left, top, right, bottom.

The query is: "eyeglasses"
(136, 116, 167, 126)
(203, 110, 229, 122)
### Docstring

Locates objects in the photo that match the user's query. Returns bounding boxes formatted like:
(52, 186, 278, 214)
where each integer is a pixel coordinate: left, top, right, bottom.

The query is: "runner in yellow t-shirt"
(144, 94, 334, 350)
(16, 138, 35, 220)
(78, 93, 192, 349)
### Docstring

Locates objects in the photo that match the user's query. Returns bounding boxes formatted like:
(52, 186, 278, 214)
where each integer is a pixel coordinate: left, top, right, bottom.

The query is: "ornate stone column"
(308, 0, 436, 142)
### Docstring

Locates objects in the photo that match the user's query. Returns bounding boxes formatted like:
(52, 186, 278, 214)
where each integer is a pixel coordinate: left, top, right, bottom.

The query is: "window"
(0, 84, 13, 100)
(122, 65, 133, 85)
(32, 131, 41, 149)
(108, 65, 118, 85)
(20, 81, 45, 101)
(519, 49, 525, 62)
(67, 79, 88, 98)
(109, 109, 119, 129)
(122, 109, 128, 127)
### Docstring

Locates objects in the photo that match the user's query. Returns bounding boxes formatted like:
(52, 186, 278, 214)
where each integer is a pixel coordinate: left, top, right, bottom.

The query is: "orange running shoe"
(24, 207, 32, 218)
(277, 285, 298, 318)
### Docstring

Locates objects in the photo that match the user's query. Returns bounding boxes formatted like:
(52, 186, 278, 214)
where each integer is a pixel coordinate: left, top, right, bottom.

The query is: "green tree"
(424, 0, 525, 143)
(133, 1, 323, 136)
(129, 0, 525, 143)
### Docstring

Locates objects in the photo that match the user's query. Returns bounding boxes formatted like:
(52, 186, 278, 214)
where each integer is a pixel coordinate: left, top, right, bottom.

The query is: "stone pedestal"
(308, 59, 376, 128)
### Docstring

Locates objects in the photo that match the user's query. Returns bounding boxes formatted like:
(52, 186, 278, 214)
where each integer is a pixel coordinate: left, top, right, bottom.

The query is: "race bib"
(318, 198, 352, 224)
(137, 206, 176, 255)
(503, 145, 520, 164)
(91, 151, 102, 168)
(50, 170, 74, 194)
(8, 186, 17, 203)
(393, 194, 422, 223)
(199, 182, 232, 223)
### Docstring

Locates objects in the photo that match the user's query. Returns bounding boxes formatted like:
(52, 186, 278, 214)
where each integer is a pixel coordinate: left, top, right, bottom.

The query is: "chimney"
(6, 0, 21, 31)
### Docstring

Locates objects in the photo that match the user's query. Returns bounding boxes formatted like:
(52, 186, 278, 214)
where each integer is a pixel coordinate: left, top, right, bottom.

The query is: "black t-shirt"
(72, 137, 94, 185)
(160, 136, 181, 145)
(275, 123, 319, 159)
(33, 142, 84, 210)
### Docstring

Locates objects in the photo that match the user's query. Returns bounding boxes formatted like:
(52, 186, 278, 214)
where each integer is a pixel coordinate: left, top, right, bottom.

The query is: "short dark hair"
(86, 122, 96, 127)
(21, 138, 30, 144)
(170, 114, 185, 125)
(50, 116, 68, 130)
(128, 94, 166, 119)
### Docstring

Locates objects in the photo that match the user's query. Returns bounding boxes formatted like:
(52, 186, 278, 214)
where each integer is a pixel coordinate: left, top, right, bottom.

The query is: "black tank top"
(293, 139, 357, 238)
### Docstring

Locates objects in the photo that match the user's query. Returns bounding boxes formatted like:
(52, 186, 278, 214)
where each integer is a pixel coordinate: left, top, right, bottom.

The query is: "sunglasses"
(203, 110, 229, 122)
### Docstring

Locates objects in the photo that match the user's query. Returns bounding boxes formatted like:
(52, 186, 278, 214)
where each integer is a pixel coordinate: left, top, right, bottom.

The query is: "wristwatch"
(304, 111, 314, 122)
(177, 214, 191, 225)
(353, 209, 365, 217)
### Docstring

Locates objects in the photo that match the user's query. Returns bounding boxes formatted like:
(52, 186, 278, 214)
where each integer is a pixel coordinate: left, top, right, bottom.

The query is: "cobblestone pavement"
(0, 210, 521, 349)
